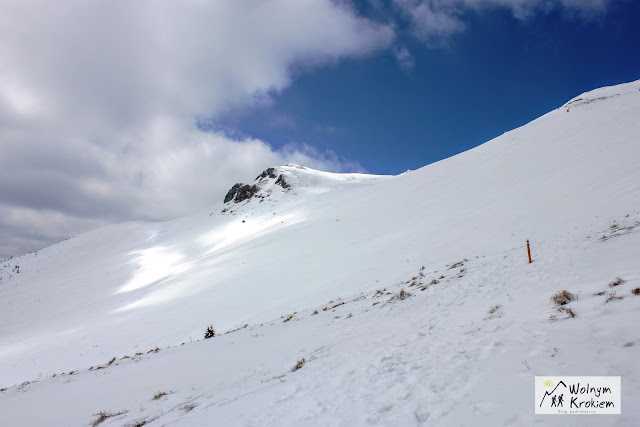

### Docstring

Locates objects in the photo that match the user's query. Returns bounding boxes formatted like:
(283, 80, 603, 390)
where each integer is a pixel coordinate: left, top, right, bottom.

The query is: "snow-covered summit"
(222, 164, 388, 205)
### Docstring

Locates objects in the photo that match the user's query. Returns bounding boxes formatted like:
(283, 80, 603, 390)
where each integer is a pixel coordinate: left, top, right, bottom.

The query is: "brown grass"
(605, 292, 623, 303)
(283, 314, 294, 322)
(91, 410, 127, 426)
(608, 276, 624, 287)
(558, 306, 575, 318)
(125, 420, 148, 427)
(291, 358, 306, 372)
(183, 403, 197, 413)
(487, 304, 501, 315)
(388, 289, 411, 302)
(152, 391, 171, 400)
(551, 290, 574, 306)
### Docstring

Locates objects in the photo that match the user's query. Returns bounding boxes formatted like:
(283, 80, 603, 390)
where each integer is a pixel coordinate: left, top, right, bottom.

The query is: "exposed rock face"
(224, 183, 259, 203)
(255, 168, 278, 181)
(224, 167, 292, 204)
(275, 174, 290, 189)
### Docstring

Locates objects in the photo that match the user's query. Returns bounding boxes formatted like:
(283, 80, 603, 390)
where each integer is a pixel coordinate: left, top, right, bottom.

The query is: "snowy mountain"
(1, 80, 639, 426)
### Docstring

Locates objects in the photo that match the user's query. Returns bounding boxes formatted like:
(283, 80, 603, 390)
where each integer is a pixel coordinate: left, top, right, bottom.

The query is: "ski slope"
(0, 79, 639, 425)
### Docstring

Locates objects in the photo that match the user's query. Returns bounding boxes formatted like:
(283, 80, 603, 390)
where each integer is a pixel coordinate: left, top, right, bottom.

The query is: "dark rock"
(224, 183, 260, 203)
(275, 174, 290, 189)
(224, 184, 241, 203)
(255, 167, 278, 181)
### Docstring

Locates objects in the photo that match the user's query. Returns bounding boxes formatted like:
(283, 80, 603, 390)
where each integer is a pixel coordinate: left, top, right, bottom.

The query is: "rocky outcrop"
(255, 168, 278, 181)
(275, 174, 290, 189)
(224, 183, 259, 203)
(224, 167, 292, 204)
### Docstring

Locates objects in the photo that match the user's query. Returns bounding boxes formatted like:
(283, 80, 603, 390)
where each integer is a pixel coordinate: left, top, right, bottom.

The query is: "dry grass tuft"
(91, 410, 127, 426)
(152, 391, 171, 400)
(551, 290, 574, 306)
(183, 403, 197, 413)
(283, 314, 295, 322)
(487, 304, 501, 315)
(608, 276, 625, 287)
(125, 419, 148, 427)
(388, 289, 412, 302)
(447, 260, 466, 270)
(632, 287, 640, 296)
(558, 306, 575, 318)
(291, 358, 306, 372)
(605, 292, 623, 303)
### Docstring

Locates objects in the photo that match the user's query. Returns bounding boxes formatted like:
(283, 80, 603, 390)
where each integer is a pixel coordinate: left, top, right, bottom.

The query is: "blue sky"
(1, 0, 639, 256)
(215, 0, 640, 174)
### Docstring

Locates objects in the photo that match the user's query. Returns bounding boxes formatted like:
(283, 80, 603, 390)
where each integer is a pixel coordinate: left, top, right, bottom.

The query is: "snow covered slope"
(1, 80, 639, 425)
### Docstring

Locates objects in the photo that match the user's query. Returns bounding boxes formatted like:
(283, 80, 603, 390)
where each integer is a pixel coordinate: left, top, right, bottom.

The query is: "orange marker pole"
(526, 240, 532, 264)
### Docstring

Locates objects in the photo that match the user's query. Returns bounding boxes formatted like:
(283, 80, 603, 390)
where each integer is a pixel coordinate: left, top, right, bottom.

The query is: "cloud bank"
(0, 0, 393, 256)
(0, 0, 615, 256)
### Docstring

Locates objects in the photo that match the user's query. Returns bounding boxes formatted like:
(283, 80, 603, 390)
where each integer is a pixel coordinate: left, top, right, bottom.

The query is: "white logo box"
(535, 376, 621, 415)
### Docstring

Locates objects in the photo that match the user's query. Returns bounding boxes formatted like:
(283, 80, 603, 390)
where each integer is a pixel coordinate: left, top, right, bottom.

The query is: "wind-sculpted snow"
(0, 80, 639, 425)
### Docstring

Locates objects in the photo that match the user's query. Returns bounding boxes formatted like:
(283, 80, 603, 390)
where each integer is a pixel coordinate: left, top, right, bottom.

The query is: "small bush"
(204, 326, 216, 339)
(608, 277, 624, 287)
(291, 358, 306, 372)
(551, 290, 574, 306)
(632, 288, 640, 295)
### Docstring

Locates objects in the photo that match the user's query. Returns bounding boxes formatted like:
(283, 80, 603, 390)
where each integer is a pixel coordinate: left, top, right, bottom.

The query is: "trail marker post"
(527, 240, 532, 264)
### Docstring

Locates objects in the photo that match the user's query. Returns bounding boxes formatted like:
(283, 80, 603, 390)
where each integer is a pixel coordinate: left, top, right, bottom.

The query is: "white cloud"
(394, 46, 417, 70)
(394, 0, 465, 43)
(0, 0, 394, 256)
(393, 0, 613, 42)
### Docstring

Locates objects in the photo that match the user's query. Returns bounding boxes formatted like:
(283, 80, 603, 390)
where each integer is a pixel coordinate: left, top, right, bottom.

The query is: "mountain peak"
(223, 167, 292, 204)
